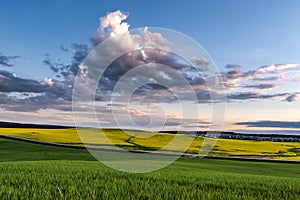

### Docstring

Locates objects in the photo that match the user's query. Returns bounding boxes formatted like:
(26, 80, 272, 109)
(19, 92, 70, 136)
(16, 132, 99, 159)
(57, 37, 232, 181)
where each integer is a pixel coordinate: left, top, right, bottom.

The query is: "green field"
(1, 128, 300, 160)
(1, 137, 300, 199)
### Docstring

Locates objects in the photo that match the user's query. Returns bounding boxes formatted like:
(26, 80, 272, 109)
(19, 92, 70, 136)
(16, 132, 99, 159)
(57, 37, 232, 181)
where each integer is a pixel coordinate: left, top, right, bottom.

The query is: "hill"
(0, 137, 300, 199)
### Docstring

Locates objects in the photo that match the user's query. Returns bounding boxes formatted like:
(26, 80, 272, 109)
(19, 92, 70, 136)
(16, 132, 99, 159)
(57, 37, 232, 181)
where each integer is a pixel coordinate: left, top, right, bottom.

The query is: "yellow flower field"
(1, 128, 299, 160)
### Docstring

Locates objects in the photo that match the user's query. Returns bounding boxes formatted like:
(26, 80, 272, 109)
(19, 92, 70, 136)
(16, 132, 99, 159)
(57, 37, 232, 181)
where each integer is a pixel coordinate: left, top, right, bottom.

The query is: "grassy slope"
(0, 137, 95, 162)
(1, 128, 300, 160)
(0, 137, 300, 199)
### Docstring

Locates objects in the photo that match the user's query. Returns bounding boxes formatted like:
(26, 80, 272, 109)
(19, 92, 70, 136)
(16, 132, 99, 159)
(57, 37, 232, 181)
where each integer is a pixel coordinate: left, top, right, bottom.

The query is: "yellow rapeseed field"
(1, 128, 300, 160)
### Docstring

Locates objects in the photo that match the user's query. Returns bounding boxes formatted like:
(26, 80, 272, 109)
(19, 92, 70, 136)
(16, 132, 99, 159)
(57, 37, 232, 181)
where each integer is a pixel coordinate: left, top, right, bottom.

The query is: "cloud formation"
(59, 45, 69, 52)
(243, 83, 276, 90)
(284, 93, 298, 102)
(221, 63, 299, 102)
(0, 70, 49, 93)
(91, 10, 130, 46)
(0, 10, 299, 119)
(0, 52, 20, 67)
(43, 43, 89, 78)
(225, 64, 243, 69)
(235, 120, 300, 129)
(227, 92, 288, 101)
(222, 63, 299, 87)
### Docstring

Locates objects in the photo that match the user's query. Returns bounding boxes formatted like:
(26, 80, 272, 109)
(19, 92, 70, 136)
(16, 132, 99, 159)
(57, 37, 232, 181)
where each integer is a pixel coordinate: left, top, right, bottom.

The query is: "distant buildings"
(196, 131, 300, 142)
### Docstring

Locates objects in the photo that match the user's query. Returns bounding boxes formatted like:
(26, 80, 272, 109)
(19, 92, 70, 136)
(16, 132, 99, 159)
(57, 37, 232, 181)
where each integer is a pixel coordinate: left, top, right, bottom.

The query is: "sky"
(0, 0, 300, 134)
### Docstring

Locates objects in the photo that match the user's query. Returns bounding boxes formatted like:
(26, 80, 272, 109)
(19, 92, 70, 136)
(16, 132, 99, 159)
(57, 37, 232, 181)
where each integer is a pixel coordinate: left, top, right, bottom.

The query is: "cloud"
(222, 64, 299, 84)
(0, 52, 20, 67)
(190, 57, 209, 71)
(220, 63, 300, 102)
(43, 77, 53, 86)
(43, 43, 89, 78)
(243, 83, 276, 90)
(58, 11, 300, 105)
(225, 64, 243, 69)
(3, 10, 299, 116)
(0, 67, 76, 112)
(227, 92, 288, 101)
(235, 120, 300, 129)
(69, 43, 89, 76)
(59, 45, 69, 52)
(100, 10, 129, 37)
(91, 10, 130, 46)
(76, 11, 217, 105)
(141, 27, 171, 49)
(0, 70, 49, 93)
(2, 11, 202, 114)
(284, 93, 298, 102)
(257, 64, 298, 72)
(43, 54, 59, 73)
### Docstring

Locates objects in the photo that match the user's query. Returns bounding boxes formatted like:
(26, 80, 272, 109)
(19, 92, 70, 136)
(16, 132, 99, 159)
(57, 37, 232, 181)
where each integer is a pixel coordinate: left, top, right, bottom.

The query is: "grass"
(0, 137, 300, 199)
(1, 128, 300, 160)
(0, 137, 94, 162)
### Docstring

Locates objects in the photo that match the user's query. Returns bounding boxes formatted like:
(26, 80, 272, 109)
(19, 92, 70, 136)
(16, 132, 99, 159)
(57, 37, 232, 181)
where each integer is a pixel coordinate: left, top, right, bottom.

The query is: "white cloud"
(100, 10, 130, 38)
(91, 10, 130, 46)
(43, 77, 53, 86)
(257, 63, 298, 72)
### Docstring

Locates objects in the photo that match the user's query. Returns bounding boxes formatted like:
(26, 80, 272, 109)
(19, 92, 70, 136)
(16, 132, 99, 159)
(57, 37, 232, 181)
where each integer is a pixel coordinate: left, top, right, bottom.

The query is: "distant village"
(159, 130, 300, 142)
(195, 131, 300, 142)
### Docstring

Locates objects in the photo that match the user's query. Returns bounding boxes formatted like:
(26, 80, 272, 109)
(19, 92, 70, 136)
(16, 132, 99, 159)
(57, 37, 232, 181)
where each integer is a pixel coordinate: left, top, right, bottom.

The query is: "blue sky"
(1, 0, 300, 75)
(0, 0, 300, 133)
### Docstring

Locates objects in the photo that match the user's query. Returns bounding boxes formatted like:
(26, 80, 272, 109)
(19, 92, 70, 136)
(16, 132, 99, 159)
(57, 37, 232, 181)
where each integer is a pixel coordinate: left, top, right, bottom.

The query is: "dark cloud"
(2, 10, 299, 115)
(222, 64, 298, 84)
(0, 68, 75, 112)
(44, 43, 89, 78)
(0, 70, 49, 93)
(70, 43, 89, 75)
(181, 125, 209, 129)
(88, 49, 209, 102)
(0, 52, 20, 67)
(43, 54, 59, 73)
(284, 93, 298, 102)
(196, 90, 214, 103)
(163, 121, 181, 127)
(227, 92, 288, 101)
(190, 57, 209, 71)
(59, 45, 69, 52)
(1, 96, 71, 112)
(252, 76, 281, 82)
(74, 47, 298, 104)
(0, 43, 91, 112)
(219, 63, 300, 102)
(223, 69, 244, 80)
(225, 64, 243, 69)
(235, 120, 300, 129)
(243, 84, 276, 90)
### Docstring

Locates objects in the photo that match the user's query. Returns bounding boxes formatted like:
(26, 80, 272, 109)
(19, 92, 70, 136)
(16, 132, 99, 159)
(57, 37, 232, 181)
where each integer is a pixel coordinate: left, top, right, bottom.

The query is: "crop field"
(1, 128, 300, 160)
(0, 137, 300, 199)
